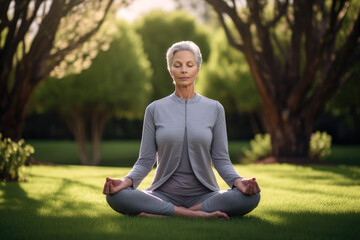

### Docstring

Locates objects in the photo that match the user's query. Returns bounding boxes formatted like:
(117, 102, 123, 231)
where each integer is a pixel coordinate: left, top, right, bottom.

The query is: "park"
(1, 0, 360, 239)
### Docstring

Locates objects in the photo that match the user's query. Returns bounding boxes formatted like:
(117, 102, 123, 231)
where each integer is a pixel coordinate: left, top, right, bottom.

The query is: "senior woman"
(103, 41, 260, 219)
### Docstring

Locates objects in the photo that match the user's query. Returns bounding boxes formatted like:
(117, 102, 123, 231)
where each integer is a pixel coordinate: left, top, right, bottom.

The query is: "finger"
(245, 182, 251, 195)
(255, 181, 261, 193)
(221, 212, 230, 220)
(103, 182, 109, 195)
(109, 182, 118, 194)
(243, 179, 250, 186)
(107, 182, 112, 194)
(247, 180, 253, 194)
(251, 181, 257, 194)
(250, 180, 256, 194)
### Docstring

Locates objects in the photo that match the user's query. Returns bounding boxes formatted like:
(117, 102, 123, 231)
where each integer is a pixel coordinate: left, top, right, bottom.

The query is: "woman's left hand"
(234, 177, 261, 195)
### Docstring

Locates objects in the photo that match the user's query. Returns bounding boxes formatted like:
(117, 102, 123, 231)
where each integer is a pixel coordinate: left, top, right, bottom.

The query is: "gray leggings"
(106, 188, 260, 217)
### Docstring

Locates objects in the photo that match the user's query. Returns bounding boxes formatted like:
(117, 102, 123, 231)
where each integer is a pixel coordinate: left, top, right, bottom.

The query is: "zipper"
(185, 100, 187, 130)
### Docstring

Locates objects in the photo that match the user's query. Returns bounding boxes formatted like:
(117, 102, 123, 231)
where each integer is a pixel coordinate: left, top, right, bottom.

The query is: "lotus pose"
(103, 41, 260, 219)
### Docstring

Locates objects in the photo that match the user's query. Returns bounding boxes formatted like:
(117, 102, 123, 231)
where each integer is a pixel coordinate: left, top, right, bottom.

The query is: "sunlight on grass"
(1, 164, 359, 240)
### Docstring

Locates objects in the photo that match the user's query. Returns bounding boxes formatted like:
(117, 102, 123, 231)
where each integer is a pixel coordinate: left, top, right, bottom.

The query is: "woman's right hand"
(102, 177, 133, 195)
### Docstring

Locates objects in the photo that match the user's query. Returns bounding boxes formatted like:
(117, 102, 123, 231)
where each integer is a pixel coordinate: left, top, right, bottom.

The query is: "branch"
(15, 0, 43, 51)
(247, 0, 265, 32)
(247, 0, 280, 94)
(28, 0, 66, 71)
(48, 0, 115, 74)
(288, 1, 353, 112)
(0, 0, 11, 32)
(304, 5, 360, 119)
(216, 11, 244, 51)
(231, 0, 237, 11)
(287, 1, 314, 111)
(270, 31, 285, 56)
(266, 0, 289, 29)
(287, 1, 305, 86)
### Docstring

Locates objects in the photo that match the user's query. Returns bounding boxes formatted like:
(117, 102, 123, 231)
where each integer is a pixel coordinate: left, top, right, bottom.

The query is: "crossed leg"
(106, 188, 260, 219)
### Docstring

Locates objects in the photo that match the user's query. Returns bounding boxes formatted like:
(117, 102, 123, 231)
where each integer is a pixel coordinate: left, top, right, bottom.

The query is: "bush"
(242, 133, 272, 163)
(0, 133, 34, 181)
(309, 131, 332, 160)
(242, 132, 332, 162)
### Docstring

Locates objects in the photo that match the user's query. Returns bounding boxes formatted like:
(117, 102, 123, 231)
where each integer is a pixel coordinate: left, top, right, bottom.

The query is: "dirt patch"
(26, 157, 56, 166)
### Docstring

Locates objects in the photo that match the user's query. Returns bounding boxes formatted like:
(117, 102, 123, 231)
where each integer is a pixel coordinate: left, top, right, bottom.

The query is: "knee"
(251, 192, 261, 208)
(239, 190, 260, 208)
(231, 190, 261, 216)
(106, 189, 133, 215)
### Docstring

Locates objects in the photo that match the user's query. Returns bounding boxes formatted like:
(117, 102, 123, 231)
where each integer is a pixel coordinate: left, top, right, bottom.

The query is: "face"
(169, 50, 199, 87)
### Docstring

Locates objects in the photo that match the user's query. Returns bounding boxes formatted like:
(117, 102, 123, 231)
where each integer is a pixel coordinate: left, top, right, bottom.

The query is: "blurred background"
(1, 0, 359, 170)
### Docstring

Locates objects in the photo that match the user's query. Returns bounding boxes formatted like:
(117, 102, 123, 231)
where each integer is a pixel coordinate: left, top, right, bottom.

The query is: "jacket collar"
(170, 92, 201, 104)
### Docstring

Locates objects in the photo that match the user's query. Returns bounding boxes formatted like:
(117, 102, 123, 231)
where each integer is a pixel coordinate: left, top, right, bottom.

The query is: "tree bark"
(62, 111, 89, 165)
(90, 110, 111, 166)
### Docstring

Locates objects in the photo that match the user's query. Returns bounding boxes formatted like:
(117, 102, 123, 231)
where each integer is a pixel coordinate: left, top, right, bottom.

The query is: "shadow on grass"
(1, 182, 359, 240)
(309, 165, 360, 182)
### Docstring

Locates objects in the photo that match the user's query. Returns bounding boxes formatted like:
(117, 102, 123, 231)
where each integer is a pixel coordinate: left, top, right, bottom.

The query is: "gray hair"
(166, 41, 202, 71)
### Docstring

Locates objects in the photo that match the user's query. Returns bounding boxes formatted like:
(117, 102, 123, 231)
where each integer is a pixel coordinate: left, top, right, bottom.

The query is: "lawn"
(27, 140, 360, 166)
(1, 164, 359, 240)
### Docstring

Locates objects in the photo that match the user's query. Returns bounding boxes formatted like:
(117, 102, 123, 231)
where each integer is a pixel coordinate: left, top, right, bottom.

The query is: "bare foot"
(139, 212, 167, 218)
(203, 211, 230, 220)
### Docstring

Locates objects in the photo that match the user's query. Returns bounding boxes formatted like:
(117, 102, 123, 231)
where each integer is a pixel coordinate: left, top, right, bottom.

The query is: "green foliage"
(134, 10, 210, 100)
(197, 27, 261, 114)
(242, 132, 332, 162)
(242, 134, 272, 163)
(30, 20, 152, 119)
(309, 131, 332, 160)
(0, 133, 34, 181)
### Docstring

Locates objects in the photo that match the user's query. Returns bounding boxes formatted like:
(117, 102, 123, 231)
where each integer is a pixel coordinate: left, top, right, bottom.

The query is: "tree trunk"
(62, 111, 89, 165)
(61, 110, 111, 165)
(0, 74, 37, 140)
(89, 111, 110, 166)
(263, 103, 313, 161)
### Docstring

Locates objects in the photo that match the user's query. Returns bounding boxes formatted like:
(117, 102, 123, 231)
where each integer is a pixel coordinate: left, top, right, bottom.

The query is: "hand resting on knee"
(103, 177, 133, 195)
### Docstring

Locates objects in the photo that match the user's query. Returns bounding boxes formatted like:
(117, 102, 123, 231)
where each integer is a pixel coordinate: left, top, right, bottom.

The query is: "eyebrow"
(173, 60, 195, 64)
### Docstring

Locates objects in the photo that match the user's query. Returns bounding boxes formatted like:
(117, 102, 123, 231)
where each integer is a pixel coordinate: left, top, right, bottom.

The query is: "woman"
(103, 41, 260, 219)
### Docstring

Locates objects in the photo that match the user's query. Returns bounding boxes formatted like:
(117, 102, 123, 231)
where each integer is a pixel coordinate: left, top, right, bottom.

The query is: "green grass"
(1, 164, 360, 240)
(27, 140, 360, 166)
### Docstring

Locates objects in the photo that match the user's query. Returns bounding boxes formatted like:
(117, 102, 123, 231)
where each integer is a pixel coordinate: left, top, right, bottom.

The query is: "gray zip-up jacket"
(126, 93, 242, 191)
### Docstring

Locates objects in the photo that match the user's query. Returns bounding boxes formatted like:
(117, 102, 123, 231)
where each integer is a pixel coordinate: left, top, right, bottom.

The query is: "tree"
(30, 21, 152, 165)
(325, 62, 360, 142)
(134, 10, 210, 101)
(0, 0, 129, 140)
(197, 28, 262, 134)
(205, 0, 360, 160)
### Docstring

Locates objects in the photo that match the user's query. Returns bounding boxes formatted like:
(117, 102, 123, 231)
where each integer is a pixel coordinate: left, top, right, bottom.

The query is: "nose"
(181, 66, 187, 73)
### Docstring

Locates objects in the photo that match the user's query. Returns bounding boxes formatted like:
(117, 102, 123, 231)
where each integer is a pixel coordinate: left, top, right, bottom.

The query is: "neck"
(175, 86, 195, 101)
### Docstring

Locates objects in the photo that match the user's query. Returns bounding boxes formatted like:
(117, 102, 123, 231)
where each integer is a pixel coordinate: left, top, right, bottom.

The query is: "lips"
(179, 77, 190, 80)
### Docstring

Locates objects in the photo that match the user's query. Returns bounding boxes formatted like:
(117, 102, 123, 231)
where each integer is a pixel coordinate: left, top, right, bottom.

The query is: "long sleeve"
(125, 102, 157, 189)
(211, 102, 243, 187)
(126, 93, 242, 192)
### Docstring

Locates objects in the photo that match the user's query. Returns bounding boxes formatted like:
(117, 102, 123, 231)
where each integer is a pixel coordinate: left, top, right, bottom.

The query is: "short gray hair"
(166, 41, 202, 71)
